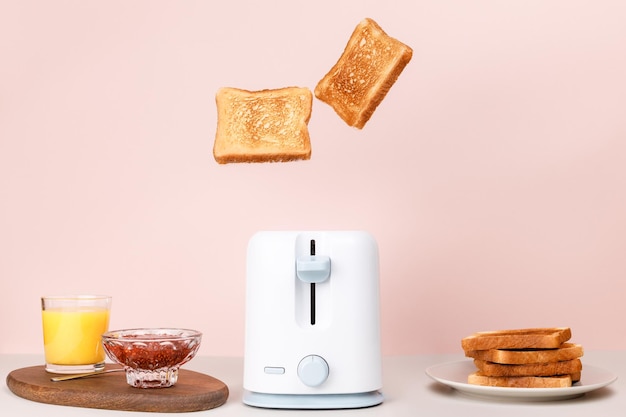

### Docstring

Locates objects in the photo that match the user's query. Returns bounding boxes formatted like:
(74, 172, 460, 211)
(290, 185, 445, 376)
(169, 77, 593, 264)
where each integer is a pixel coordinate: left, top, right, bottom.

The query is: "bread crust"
(315, 18, 412, 129)
(468, 372, 573, 388)
(213, 87, 312, 164)
(473, 358, 582, 377)
(465, 343, 584, 365)
(461, 327, 572, 351)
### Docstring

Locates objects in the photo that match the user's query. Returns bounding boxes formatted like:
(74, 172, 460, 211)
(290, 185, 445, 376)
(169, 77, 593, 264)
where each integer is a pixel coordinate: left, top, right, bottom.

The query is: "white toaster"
(243, 231, 383, 409)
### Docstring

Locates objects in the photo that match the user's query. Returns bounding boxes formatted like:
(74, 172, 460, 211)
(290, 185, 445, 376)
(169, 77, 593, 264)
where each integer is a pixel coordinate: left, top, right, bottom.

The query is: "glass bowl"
(101, 328, 202, 388)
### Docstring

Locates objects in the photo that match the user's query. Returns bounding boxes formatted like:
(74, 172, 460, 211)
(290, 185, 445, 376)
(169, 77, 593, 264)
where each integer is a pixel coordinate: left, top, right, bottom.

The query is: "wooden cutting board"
(6, 364, 229, 413)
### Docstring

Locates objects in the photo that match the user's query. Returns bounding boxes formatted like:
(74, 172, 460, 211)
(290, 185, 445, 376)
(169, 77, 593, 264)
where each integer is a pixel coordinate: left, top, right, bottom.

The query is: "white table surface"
(2, 352, 622, 416)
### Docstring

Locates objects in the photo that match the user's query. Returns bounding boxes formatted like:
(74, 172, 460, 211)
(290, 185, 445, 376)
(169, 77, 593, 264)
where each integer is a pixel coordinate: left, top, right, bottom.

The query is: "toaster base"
(242, 390, 383, 409)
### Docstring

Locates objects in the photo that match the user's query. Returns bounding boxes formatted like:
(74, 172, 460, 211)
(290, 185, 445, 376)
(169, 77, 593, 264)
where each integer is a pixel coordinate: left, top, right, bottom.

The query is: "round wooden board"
(6, 364, 229, 413)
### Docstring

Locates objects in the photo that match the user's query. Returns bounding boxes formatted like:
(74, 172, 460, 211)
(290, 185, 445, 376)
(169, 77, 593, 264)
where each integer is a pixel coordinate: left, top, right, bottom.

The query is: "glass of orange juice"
(41, 295, 112, 374)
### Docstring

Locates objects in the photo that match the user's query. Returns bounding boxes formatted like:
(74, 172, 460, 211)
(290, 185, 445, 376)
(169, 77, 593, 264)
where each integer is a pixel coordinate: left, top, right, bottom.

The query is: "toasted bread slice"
(461, 328, 572, 351)
(465, 343, 584, 365)
(213, 87, 313, 163)
(315, 18, 412, 129)
(473, 358, 582, 377)
(468, 372, 573, 388)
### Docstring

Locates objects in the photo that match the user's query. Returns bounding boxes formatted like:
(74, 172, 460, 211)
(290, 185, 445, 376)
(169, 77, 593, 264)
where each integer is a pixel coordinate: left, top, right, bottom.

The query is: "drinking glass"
(41, 295, 112, 373)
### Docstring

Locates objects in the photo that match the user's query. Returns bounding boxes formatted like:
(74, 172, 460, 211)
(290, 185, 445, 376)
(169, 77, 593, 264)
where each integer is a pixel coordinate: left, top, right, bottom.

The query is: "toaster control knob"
(297, 355, 329, 387)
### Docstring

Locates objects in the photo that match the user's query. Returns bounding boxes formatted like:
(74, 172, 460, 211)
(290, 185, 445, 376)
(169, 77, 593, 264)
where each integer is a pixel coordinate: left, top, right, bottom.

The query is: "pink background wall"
(2, 1, 626, 357)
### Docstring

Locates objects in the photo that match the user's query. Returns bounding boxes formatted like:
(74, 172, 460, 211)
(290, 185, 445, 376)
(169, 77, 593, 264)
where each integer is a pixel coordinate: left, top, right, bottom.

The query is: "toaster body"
(243, 231, 383, 409)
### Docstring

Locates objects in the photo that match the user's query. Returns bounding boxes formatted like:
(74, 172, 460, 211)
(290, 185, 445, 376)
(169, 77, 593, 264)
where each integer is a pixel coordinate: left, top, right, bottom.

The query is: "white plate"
(425, 360, 617, 401)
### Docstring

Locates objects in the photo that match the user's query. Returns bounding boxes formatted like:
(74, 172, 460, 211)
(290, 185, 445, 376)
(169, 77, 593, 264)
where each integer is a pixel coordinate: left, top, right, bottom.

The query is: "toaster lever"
(296, 256, 331, 283)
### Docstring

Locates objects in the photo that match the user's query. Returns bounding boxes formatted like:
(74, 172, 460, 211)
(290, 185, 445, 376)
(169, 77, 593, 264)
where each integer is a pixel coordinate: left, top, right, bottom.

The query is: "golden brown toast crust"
(315, 18, 413, 129)
(465, 343, 583, 365)
(468, 372, 573, 388)
(473, 358, 582, 377)
(461, 327, 572, 351)
(213, 87, 312, 164)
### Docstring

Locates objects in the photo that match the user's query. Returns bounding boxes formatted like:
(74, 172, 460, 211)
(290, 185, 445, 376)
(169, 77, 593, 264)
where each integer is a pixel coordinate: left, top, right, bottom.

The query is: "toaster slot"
(295, 235, 330, 328)
(310, 240, 316, 325)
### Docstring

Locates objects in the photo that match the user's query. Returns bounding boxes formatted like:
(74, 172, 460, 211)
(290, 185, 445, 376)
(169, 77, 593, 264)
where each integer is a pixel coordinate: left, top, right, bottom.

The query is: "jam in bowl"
(102, 328, 202, 388)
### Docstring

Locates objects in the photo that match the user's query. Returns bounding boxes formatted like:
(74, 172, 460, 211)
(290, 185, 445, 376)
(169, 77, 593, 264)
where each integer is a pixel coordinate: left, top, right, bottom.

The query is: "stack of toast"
(461, 328, 584, 388)
(213, 18, 412, 164)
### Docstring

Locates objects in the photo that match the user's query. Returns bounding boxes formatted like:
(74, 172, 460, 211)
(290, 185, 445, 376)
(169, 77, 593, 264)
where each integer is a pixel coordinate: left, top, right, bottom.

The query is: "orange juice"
(42, 308, 110, 365)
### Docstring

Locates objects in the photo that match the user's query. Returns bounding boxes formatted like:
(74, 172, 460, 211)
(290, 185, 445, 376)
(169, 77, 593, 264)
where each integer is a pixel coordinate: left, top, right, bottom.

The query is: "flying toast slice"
(315, 18, 413, 129)
(213, 87, 313, 163)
